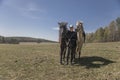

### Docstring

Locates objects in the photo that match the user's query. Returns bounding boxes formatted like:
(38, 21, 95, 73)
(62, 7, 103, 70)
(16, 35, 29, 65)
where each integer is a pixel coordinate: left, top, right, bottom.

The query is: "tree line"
(0, 36, 56, 44)
(86, 17, 120, 43)
(0, 36, 20, 44)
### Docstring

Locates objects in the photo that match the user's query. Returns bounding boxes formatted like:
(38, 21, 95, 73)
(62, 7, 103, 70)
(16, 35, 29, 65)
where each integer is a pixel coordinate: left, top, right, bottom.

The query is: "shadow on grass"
(74, 56, 115, 69)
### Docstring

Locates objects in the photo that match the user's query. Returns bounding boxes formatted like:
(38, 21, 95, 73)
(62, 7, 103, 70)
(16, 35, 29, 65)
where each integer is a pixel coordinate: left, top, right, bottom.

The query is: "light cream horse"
(76, 21, 86, 59)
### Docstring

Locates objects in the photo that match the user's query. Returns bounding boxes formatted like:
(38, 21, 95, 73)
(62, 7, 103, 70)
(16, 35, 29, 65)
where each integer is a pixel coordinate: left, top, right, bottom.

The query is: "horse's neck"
(77, 30, 84, 42)
(78, 29, 83, 36)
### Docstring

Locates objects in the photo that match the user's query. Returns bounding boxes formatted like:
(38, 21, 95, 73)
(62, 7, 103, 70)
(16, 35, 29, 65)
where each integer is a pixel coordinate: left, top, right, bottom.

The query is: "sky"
(0, 0, 120, 41)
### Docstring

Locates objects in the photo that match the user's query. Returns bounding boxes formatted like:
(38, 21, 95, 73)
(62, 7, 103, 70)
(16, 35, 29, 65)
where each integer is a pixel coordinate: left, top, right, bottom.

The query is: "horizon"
(0, 0, 120, 41)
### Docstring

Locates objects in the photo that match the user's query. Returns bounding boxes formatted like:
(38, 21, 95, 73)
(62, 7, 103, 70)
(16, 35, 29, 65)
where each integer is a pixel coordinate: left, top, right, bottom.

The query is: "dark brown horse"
(58, 22, 68, 64)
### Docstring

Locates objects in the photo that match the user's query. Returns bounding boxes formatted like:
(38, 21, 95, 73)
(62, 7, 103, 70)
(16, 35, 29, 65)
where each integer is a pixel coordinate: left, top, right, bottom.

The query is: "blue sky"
(0, 0, 120, 41)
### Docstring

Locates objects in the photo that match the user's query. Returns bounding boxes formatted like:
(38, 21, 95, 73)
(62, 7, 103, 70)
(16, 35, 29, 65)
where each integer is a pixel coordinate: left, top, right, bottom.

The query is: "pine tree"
(94, 27, 104, 42)
(86, 33, 94, 43)
(116, 17, 120, 41)
(108, 21, 116, 41)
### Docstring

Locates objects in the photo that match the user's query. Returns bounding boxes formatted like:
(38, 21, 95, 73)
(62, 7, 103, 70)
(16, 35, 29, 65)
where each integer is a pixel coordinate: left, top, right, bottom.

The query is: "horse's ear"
(58, 22, 68, 26)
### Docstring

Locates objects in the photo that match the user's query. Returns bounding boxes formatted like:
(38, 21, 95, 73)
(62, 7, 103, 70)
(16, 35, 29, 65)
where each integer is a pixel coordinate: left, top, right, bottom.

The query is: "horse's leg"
(60, 50, 62, 64)
(78, 43, 82, 59)
(60, 46, 64, 64)
(63, 47, 66, 62)
(79, 51, 81, 59)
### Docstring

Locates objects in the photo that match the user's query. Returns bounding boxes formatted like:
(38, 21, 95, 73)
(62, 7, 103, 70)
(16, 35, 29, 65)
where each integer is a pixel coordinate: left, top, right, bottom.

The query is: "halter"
(76, 25, 83, 32)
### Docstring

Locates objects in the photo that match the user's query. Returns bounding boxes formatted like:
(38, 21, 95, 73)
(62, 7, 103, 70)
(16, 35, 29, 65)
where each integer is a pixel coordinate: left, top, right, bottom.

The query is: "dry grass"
(0, 42, 120, 80)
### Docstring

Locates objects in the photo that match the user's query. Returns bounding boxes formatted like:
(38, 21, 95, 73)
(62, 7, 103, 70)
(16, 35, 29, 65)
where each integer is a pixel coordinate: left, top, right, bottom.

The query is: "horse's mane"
(77, 25, 84, 32)
(76, 25, 85, 42)
(58, 22, 68, 42)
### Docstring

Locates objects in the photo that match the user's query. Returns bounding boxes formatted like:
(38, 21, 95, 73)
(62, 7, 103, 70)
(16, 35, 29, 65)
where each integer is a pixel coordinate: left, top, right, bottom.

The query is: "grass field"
(0, 42, 120, 80)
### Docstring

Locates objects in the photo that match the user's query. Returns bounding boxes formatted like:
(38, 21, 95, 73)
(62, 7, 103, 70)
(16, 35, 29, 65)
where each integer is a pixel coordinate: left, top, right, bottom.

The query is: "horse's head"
(76, 21, 84, 31)
(58, 22, 68, 33)
(58, 22, 68, 42)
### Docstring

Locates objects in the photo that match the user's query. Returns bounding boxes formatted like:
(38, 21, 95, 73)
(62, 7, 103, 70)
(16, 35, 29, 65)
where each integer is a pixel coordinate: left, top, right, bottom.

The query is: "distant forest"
(0, 36, 56, 44)
(86, 17, 120, 43)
